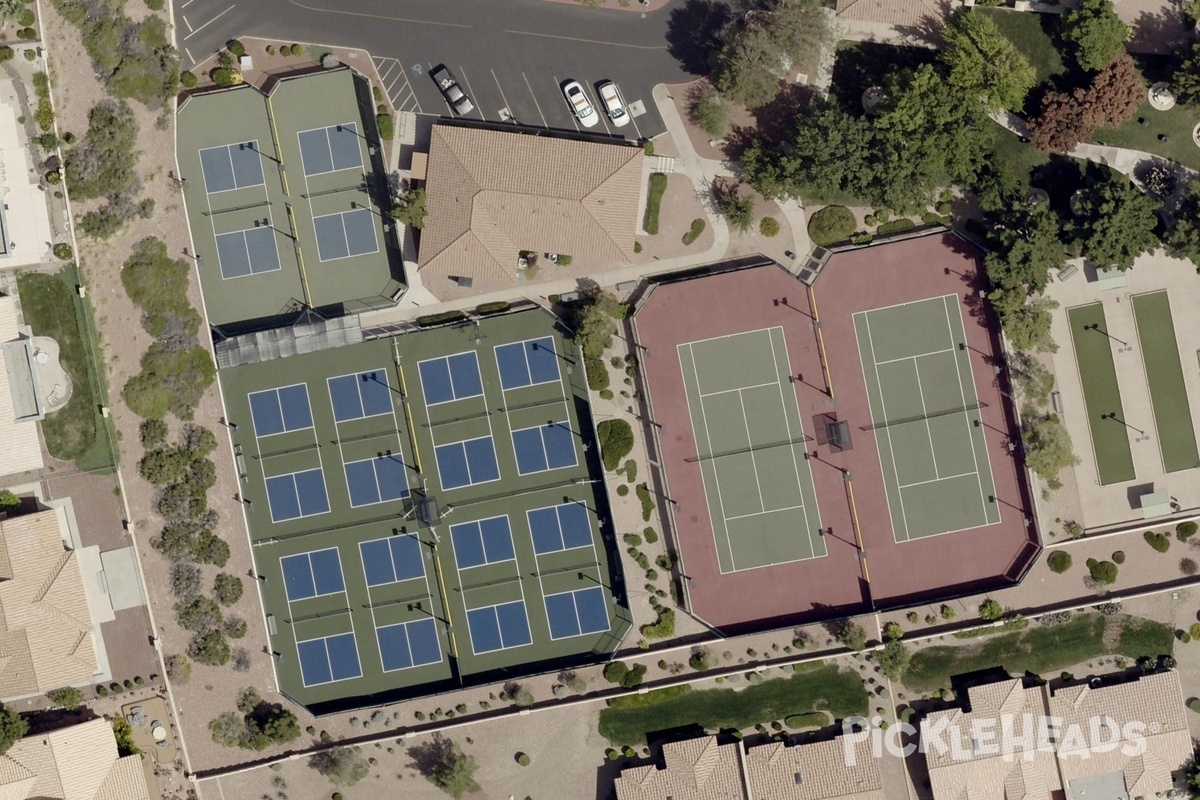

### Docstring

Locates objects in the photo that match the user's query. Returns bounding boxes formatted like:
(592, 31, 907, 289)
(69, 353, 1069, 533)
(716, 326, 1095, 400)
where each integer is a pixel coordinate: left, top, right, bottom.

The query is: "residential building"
(0, 717, 153, 799)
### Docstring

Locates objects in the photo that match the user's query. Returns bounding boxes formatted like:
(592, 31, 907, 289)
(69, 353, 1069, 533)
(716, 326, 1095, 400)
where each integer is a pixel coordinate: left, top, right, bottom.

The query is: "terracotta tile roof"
(615, 736, 746, 800)
(419, 125, 641, 285)
(0, 718, 152, 799)
(834, 0, 946, 27)
(1050, 670, 1191, 800)
(746, 736, 885, 800)
(923, 679, 1062, 800)
(0, 508, 97, 699)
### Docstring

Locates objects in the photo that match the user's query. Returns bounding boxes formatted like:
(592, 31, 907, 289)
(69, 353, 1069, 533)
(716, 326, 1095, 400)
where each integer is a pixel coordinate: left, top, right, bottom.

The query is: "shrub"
(1144, 531, 1171, 553)
(1182, 558, 1198, 576)
(877, 218, 915, 236)
(1178, 521, 1198, 541)
(689, 648, 715, 671)
(1047, 550, 1072, 573)
(211, 67, 241, 87)
(1112, 550, 1125, 564)
(603, 661, 628, 684)
(883, 622, 904, 641)
(807, 206, 855, 246)
(836, 620, 867, 650)
(65, 100, 139, 202)
(906, 611, 919, 623)
(636, 483, 654, 521)
(713, 183, 753, 232)
(979, 600, 1004, 621)
(681, 218, 705, 245)
(640, 608, 675, 639)
(644, 173, 667, 235)
(586, 358, 610, 392)
(1087, 558, 1118, 584)
(188, 629, 230, 666)
(226, 39, 245, 56)
(224, 616, 248, 639)
(165, 654, 191, 684)
(170, 562, 202, 597)
(940, 604, 956, 620)
(516, 752, 531, 766)
(213, 573, 244, 605)
(597, 419, 634, 471)
(15, 27, 34, 40)
(643, 527, 658, 544)
(623, 459, 638, 482)
(46, 687, 83, 709)
(759, 217, 779, 237)
(145, 0, 164, 8)
(376, 112, 394, 141)
(0, 490, 19, 514)
(623, 533, 641, 546)
(392, 188, 426, 229)
(289, 44, 302, 56)
(0, 46, 12, 63)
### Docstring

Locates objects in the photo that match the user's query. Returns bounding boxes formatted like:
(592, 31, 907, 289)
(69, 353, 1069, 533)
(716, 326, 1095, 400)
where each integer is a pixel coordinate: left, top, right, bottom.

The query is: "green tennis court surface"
(853, 296, 999, 542)
(1068, 303, 1135, 485)
(678, 327, 825, 573)
(1133, 291, 1200, 473)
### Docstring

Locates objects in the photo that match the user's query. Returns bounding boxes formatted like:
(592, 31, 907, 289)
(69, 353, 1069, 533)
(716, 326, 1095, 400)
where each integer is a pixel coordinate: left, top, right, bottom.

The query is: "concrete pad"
(99, 547, 146, 611)
(0, 79, 53, 269)
(78, 545, 115, 624)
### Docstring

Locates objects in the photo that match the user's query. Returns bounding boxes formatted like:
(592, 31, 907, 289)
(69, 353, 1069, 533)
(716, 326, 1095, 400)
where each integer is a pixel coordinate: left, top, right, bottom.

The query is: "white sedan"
(561, 80, 599, 128)
(596, 80, 629, 127)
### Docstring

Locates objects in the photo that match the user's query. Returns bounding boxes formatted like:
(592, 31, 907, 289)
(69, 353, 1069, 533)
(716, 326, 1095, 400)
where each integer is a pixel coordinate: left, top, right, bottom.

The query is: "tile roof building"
(0, 296, 43, 478)
(418, 124, 643, 287)
(833, 0, 947, 27)
(1050, 670, 1191, 800)
(0, 507, 98, 699)
(924, 671, 1191, 800)
(0, 717, 153, 799)
(614, 732, 884, 800)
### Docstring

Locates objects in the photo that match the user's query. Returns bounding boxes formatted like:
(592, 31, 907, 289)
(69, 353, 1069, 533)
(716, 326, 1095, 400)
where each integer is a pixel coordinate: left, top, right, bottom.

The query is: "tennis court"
(677, 327, 824, 573)
(1067, 303, 1135, 485)
(854, 295, 999, 541)
(1132, 291, 1200, 473)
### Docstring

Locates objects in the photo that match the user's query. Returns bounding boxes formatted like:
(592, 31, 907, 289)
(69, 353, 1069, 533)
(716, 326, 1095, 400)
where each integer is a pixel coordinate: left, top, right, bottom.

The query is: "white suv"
(596, 80, 628, 127)
(561, 80, 599, 128)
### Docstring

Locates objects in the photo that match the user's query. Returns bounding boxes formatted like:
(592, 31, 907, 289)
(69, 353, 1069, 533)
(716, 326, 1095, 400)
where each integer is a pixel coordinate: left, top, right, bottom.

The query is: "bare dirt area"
(38, 0, 277, 782)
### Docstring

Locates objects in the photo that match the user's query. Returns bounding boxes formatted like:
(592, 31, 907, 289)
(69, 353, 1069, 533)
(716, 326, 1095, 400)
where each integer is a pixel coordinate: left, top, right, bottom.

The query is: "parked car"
(596, 80, 628, 127)
(431, 65, 474, 116)
(561, 80, 598, 128)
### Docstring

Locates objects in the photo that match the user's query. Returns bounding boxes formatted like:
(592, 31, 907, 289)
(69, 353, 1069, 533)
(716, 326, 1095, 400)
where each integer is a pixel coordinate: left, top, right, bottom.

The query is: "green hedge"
(597, 419, 633, 471)
(644, 173, 667, 235)
(586, 358, 610, 391)
(682, 218, 705, 245)
(416, 310, 467, 327)
(807, 206, 855, 246)
(877, 218, 916, 236)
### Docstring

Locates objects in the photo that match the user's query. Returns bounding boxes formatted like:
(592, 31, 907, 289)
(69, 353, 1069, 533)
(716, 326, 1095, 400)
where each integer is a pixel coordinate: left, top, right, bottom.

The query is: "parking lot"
(177, 0, 692, 140)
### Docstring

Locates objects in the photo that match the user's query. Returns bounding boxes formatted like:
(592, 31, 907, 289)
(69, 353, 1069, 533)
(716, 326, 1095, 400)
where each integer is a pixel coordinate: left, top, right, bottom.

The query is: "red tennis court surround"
(633, 234, 1038, 632)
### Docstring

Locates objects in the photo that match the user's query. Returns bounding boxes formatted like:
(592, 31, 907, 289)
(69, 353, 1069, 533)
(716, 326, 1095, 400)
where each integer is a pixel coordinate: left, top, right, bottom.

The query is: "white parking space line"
(490, 69, 516, 124)
(185, 46, 195, 66)
(457, 66, 486, 121)
(182, 14, 193, 32)
(552, 75, 581, 132)
(522, 72, 548, 128)
(183, 3, 234, 40)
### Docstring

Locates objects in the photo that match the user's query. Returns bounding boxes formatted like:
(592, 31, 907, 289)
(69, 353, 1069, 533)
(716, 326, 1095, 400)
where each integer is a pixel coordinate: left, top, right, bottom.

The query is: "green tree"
(1167, 178, 1200, 267)
(392, 188, 426, 229)
(1074, 171, 1160, 270)
(175, 595, 222, 633)
(1062, 0, 1129, 72)
(46, 687, 83, 710)
(0, 704, 27, 756)
(63, 100, 140, 201)
(213, 573, 244, 606)
(687, 82, 727, 139)
(310, 746, 370, 787)
(411, 734, 481, 799)
(1175, 42, 1200, 105)
(713, 183, 754, 232)
(979, 599, 1004, 621)
(712, 0, 830, 108)
(0, 490, 18, 514)
(983, 203, 1066, 295)
(990, 290, 1059, 353)
(940, 9, 1037, 111)
(835, 620, 867, 651)
(874, 639, 911, 681)
(1022, 412, 1080, 489)
(569, 290, 623, 361)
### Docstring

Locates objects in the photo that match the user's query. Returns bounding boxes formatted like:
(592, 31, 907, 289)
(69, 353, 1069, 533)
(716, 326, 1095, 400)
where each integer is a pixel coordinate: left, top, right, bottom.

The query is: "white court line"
(898, 470, 978, 490)
(770, 328, 821, 559)
(943, 296, 992, 522)
(685, 342, 737, 571)
(725, 503, 807, 522)
(183, 4, 234, 40)
(522, 72, 549, 128)
(736, 389, 766, 515)
(862, 312, 912, 542)
(912, 356, 941, 478)
(874, 346, 955, 367)
(699, 379, 779, 399)
(862, 293, 958, 317)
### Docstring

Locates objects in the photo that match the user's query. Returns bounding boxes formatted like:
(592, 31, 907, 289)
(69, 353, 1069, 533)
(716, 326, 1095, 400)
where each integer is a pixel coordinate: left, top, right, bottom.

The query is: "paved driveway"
(176, 0, 696, 138)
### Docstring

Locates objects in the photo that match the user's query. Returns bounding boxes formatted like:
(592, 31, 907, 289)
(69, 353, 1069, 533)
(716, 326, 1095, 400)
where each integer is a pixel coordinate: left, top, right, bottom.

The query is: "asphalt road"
(175, 0, 702, 138)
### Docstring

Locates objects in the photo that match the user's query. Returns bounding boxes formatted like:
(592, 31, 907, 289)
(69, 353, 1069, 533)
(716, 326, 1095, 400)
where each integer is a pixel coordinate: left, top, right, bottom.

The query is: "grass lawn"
(905, 613, 1173, 692)
(991, 123, 1050, 191)
(1068, 303, 1135, 485)
(597, 664, 867, 744)
(978, 7, 1065, 87)
(1132, 292, 1200, 472)
(16, 267, 115, 471)
(1096, 102, 1200, 172)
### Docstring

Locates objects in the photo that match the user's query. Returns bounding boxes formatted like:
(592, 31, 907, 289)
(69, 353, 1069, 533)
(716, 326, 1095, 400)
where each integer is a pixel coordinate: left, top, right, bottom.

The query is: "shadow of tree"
(892, 0, 954, 48)
(665, 0, 733, 76)
(1127, 5, 1188, 55)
